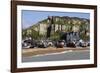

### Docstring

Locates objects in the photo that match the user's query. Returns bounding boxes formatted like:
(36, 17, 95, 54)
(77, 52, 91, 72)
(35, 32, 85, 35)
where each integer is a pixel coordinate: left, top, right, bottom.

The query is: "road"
(22, 50, 90, 62)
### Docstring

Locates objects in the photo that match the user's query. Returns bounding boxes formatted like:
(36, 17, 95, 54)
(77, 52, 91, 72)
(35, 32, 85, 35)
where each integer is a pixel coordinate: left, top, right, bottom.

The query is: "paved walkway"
(22, 47, 89, 57)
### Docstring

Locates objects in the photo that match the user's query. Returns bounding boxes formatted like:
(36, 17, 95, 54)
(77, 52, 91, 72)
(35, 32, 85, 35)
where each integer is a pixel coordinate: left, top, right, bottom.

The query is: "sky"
(22, 10, 90, 29)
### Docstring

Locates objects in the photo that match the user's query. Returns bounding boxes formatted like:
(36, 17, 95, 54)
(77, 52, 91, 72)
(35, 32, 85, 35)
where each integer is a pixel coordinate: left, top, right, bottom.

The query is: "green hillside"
(22, 16, 90, 41)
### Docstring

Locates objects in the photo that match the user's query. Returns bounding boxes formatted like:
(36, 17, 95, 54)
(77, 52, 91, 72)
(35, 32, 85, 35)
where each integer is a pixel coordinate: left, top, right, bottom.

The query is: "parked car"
(47, 40, 54, 47)
(22, 39, 35, 48)
(66, 41, 76, 47)
(77, 39, 89, 47)
(37, 40, 48, 48)
(56, 40, 65, 48)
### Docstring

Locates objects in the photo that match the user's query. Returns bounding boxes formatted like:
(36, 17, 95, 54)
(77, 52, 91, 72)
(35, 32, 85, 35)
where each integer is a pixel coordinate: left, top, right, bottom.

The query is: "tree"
(79, 21, 90, 41)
